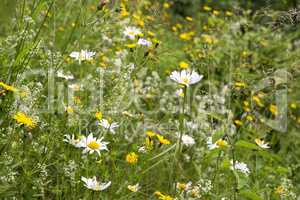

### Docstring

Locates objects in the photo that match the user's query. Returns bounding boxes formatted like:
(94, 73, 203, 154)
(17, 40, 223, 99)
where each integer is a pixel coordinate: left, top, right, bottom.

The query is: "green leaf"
(239, 190, 263, 200)
(235, 140, 261, 151)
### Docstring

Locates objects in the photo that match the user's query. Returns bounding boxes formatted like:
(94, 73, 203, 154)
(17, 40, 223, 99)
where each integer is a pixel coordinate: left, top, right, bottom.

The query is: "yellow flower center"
(88, 141, 100, 150)
(181, 77, 189, 85)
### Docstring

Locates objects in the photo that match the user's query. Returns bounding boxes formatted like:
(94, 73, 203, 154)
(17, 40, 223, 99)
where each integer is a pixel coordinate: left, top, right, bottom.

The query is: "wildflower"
(120, 2, 129, 17)
(82, 133, 109, 156)
(0, 82, 18, 92)
(66, 106, 74, 114)
(179, 32, 195, 41)
(68, 84, 82, 91)
(203, 5, 212, 11)
(154, 191, 173, 200)
(246, 115, 254, 121)
(163, 2, 170, 9)
(176, 181, 192, 191)
(81, 176, 111, 191)
(230, 160, 250, 175)
(234, 81, 246, 89)
(274, 185, 285, 195)
(175, 89, 184, 97)
(13, 112, 36, 128)
(255, 138, 270, 149)
(126, 43, 137, 49)
(179, 61, 189, 69)
(64, 134, 85, 148)
(269, 104, 278, 116)
(225, 11, 233, 16)
(212, 10, 220, 16)
(215, 138, 228, 148)
(95, 111, 103, 120)
(207, 137, 217, 150)
(185, 16, 193, 21)
(170, 70, 203, 87)
(156, 134, 171, 145)
(253, 95, 264, 107)
(202, 34, 215, 44)
(290, 103, 297, 109)
(138, 38, 152, 47)
(123, 26, 142, 40)
(181, 134, 195, 146)
(69, 50, 96, 64)
(99, 119, 119, 133)
(234, 119, 243, 126)
(126, 152, 138, 164)
(128, 183, 140, 192)
(146, 130, 156, 138)
(57, 70, 74, 80)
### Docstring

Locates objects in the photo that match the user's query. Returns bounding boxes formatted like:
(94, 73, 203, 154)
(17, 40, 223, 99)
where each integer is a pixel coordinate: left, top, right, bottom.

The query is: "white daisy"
(230, 160, 250, 175)
(170, 70, 203, 86)
(137, 38, 152, 47)
(81, 176, 111, 191)
(181, 134, 196, 146)
(63, 134, 85, 148)
(82, 133, 109, 156)
(70, 50, 96, 64)
(57, 70, 74, 80)
(99, 119, 119, 134)
(123, 26, 142, 40)
(207, 137, 218, 150)
(255, 138, 270, 149)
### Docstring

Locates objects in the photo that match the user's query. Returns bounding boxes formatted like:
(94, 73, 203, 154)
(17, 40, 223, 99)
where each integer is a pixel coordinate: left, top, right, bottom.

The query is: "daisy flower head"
(123, 26, 142, 40)
(99, 119, 119, 134)
(128, 183, 140, 192)
(255, 138, 270, 149)
(126, 152, 138, 164)
(81, 176, 111, 191)
(69, 50, 96, 64)
(181, 134, 195, 147)
(230, 160, 250, 175)
(82, 133, 109, 156)
(63, 134, 86, 148)
(57, 70, 74, 80)
(137, 38, 152, 47)
(175, 88, 184, 97)
(170, 70, 203, 87)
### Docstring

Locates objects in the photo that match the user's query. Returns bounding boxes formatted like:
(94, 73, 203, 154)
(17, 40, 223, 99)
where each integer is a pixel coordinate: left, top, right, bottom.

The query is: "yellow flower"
(163, 2, 170, 9)
(0, 82, 17, 92)
(66, 106, 74, 114)
(128, 183, 140, 192)
(179, 32, 195, 41)
(146, 130, 156, 137)
(234, 119, 243, 126)
(234, 82, 246, 88)
(225, 11, 233, 16)
(212, 10, 220, 16)
(246, 115, 254, 121)
(290, 103, 297, 109)
(253, 95, 264, 107)
(215, 139, 228, 148)
(13, 112, 37, 128)
(126, 152, 138, 164)
(156, 134, 171, 145)
(203, 5, 212, 11)
(95, 111, 103, 120)
(154, 191, 173, 200)
(269, 104, 278, 116)
(275, 185, 285, 195)
(126, 43, 137, 49)
(179, 61, 189, 69)
(202, 34, 215, 44)
(185, 16, 193, 21)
